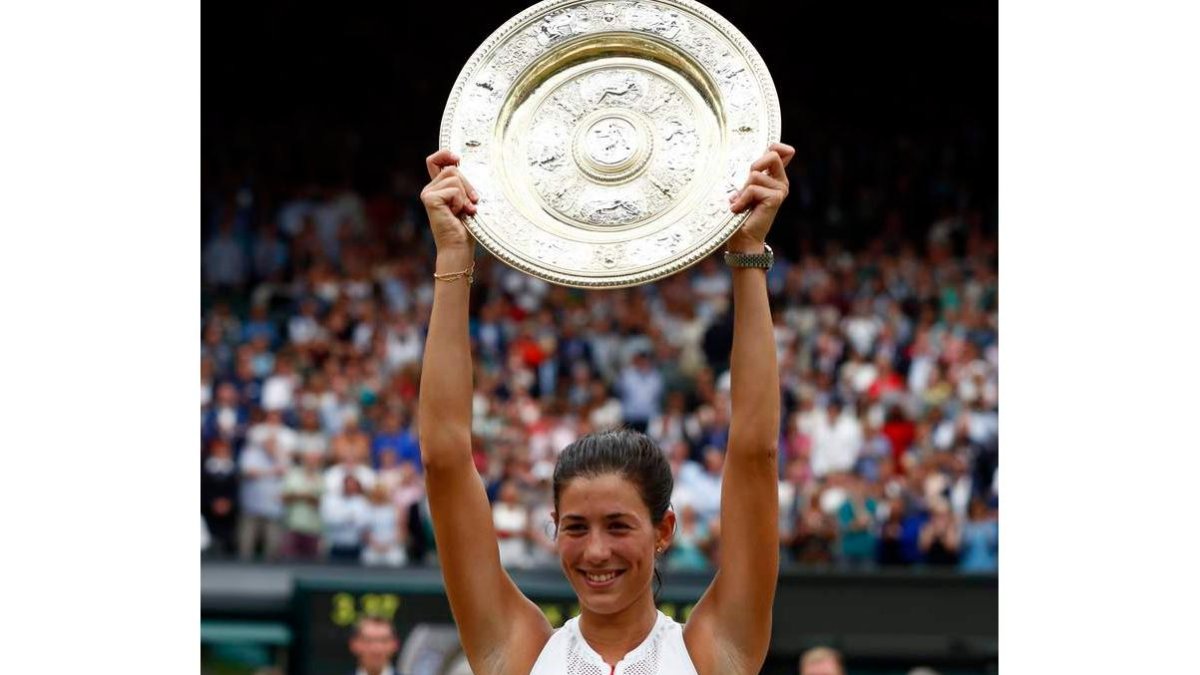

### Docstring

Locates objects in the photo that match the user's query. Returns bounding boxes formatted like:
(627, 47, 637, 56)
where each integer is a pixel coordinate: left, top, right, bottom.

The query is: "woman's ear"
(657, 508, 677, 551)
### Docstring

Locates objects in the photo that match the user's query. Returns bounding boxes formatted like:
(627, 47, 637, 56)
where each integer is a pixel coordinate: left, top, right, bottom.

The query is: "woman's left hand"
(727, 142, 796, 251)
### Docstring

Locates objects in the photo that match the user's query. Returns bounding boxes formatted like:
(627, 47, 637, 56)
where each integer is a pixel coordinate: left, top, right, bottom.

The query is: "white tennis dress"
(529, 610, 700, 675)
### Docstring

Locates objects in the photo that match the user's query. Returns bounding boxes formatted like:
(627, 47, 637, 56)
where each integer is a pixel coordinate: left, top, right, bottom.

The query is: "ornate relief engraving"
(441, 0, 780, 287)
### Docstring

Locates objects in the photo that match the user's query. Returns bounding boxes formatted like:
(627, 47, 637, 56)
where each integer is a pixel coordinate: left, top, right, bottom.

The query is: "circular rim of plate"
(439, 0, 780, 288)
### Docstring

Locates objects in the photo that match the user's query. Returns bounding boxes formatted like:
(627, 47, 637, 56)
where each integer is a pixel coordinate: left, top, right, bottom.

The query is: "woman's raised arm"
(417, 150, 551, 675)
(685, 142, 794, 675)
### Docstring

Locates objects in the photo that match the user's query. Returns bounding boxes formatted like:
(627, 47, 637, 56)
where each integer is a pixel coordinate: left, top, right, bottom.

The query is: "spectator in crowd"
(332, 419, 372, 467)
(251, 224, 289, 284)
(348, 616, 400, 675)
(877, 497, 911, 566)
(371, 409, 420, 471)
(959, 498, 999, 572)
(492, 479, 532, 569)
(260, 355, 299, 413)
(237, 437, 286, 561)
(363, 483, 405, 567)
(375, 448, 404, 495)
(391, 460, 426, 563)
(321, 474, 371, 563)
(583, 380, 623, 431)
(836, 475, 879, 567)
(203, 382, 248, 448)
(799, 646, 844, 675)
(647, 390, 695, 451)
(201, 438, 239, 555)
(295, 408, 328, 458)
(242, 302, 278, 347)
(203, 218, 247, 291)
(788, 492, 837, 565)
(325, 446, 377, 498)
(246, 409, 298, 463)
(919, 500, 962, 567)
(676, 446, 724, 525)
(288, 298, 323, 350)
(667, 504, 714, 571)
(777, 458, 806, 544)
(526, 471, 559, 568)
(281, 450, 325, 560)
(616, 349, 664, 433)
(810, 400, 863, 478)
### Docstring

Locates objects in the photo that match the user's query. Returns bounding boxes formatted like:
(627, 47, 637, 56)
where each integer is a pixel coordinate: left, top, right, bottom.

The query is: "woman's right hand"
(421, 149, 480, 251)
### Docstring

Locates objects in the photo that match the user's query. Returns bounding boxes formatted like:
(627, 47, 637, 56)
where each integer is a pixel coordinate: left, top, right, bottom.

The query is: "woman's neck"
(577, 594, 659, 667)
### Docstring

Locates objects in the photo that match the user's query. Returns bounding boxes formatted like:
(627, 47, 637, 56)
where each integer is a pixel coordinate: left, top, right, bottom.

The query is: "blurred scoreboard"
(201, 565, 995, 675)
(294, 574, 699, 675)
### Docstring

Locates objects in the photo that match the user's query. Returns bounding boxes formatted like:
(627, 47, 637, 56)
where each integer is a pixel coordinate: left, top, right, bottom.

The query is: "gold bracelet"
(433, 261, 475, 285)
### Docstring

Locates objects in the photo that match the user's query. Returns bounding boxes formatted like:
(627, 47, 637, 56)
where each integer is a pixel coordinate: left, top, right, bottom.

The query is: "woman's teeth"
(586, 571, 619, 582)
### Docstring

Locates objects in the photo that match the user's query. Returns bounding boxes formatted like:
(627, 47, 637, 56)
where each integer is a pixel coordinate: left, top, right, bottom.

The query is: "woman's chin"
(578, 593, 621, 615)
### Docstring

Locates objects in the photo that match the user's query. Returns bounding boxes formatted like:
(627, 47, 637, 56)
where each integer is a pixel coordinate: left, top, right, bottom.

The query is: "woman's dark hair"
(552, 427, 674, 598)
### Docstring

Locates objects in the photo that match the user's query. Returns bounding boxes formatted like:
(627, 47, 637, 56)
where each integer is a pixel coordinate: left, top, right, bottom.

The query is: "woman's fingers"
(769, 142, 796, 168)
(743, 168, 788, 195)
(729, 169, 787, 213)
(422, 186, 475, 216)
(440, 166, 479, 202)
(426, 149, 459, 180)
(429, 171, 475, 203)
(431, 166, 479, 203)
(729, 184, 782, 214)
(750, 150, 787, 180)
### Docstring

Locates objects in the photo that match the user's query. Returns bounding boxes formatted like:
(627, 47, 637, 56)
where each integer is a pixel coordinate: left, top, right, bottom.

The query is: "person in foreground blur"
(417, 142, 793, 674)
(348, 616, 400, 675)
(799, 646, 845, 675)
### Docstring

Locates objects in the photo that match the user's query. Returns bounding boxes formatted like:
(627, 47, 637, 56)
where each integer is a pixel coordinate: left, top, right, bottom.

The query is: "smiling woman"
(552, 430, 674, 604)
(417, 137, 791, 675)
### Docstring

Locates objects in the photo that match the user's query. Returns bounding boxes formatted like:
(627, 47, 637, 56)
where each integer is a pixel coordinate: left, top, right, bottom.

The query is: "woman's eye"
(609, 523, 630, 531)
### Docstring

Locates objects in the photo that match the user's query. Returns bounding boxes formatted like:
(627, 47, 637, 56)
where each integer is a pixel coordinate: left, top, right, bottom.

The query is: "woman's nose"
(583, 532, 611, 563)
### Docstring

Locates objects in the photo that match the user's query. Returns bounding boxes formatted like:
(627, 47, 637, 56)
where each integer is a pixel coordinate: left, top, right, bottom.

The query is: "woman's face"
(554, 473, 673, 616)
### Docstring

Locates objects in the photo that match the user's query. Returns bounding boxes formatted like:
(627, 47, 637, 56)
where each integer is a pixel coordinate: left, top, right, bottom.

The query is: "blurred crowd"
(202, 156, 997, 574)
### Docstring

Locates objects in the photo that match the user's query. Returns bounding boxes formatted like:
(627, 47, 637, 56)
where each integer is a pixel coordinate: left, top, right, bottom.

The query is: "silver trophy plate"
(440, 0, 780, 288)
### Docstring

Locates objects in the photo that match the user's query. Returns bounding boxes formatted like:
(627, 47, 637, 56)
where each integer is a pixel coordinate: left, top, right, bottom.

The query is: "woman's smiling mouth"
(580, 569, 626, 588)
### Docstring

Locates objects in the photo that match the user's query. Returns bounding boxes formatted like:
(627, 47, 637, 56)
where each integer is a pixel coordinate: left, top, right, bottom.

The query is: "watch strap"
(723, 242, 774, 269)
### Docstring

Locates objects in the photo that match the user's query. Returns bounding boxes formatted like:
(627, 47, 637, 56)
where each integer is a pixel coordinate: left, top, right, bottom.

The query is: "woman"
(418, 142, 793, 675)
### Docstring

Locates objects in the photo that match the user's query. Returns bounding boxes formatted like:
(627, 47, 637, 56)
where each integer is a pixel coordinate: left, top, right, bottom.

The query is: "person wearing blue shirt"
(959, 498, 999, 572)
(370, 410, 422, 472)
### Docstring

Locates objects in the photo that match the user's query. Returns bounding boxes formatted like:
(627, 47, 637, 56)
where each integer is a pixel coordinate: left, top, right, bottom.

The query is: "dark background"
(202, 0, 997, 255)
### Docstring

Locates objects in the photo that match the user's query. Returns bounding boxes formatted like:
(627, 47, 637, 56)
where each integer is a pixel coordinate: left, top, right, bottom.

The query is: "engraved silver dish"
(439, 0, 780, 288)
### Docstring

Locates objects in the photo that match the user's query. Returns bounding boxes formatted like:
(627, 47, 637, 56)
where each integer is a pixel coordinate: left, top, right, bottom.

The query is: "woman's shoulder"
(526, 618, 575, 675)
